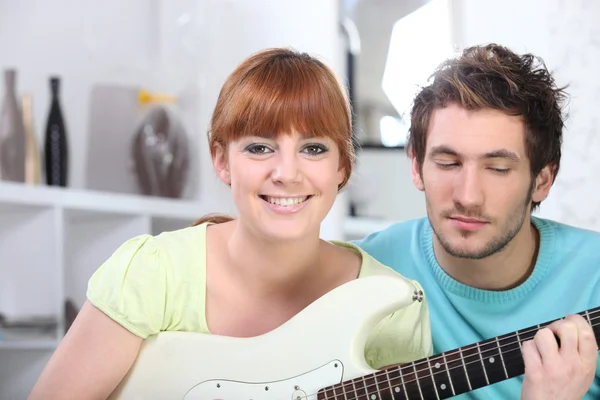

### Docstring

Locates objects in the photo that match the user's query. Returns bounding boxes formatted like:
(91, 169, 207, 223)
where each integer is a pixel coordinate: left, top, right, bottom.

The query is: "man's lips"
(448, 216, 488, 231)
(450, 216, 487, 223)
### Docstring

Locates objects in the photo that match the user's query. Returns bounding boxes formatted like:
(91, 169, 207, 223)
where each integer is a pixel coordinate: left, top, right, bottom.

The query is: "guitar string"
(315, 313, 600, 400)
(302, 311, 600, 400)
(375, 310, 600, 386)
(320, 349, 528, 400)
(308, 348, 563, 400)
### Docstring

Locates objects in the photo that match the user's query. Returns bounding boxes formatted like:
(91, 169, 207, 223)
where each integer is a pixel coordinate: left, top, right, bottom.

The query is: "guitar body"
(108, 275, 417, 400)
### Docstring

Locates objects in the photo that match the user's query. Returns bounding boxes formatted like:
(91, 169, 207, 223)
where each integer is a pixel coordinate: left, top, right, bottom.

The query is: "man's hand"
(521, 314, 598, 400)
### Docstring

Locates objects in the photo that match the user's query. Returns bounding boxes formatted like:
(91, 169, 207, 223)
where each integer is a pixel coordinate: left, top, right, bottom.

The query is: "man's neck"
(433, 221, 540, 291)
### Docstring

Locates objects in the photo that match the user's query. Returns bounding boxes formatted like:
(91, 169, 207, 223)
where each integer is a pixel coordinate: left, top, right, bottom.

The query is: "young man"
(355, 43, 600, 399)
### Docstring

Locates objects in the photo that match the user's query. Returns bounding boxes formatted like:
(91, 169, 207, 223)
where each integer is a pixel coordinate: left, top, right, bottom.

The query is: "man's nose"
(453, 166, 484, 208)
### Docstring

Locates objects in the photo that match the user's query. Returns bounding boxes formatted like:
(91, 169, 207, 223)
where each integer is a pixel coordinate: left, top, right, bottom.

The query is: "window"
(380, 0, 454, 146)
(379, 115, 408, 147)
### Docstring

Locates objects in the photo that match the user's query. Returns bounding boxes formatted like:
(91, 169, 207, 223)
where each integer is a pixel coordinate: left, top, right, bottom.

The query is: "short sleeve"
(364, 280, 433, 369)
(86, 234, 167, 339)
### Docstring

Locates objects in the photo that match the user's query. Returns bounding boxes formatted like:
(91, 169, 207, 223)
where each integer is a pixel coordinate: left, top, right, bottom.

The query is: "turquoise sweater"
(355, 216, 600, 399)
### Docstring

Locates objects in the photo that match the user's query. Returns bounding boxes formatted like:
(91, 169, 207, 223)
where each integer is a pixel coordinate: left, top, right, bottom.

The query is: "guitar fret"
(412, 362, 425, 400)
(340, 376, 348, 400)
(428, 356, 452, 398)
(495, 336, 509, 379)
(363, 372, 385, 400)
(427, 358, 441, 400)
(374, 370, 392, 399)
(478, 338, 508, 385)
(343, 376, 365, 400)
(498, 330, 527, 379)
(441, 352, 456, 396)
(457, 347, 472, 392)
(399, 365, 407, 399)
(386, 366, 406, 399)
(584, 310, 600, 348)
(443, 349, 468, 396)
(518, 327, 537, 343)
(373, 371, 382, 399)
(361, 375, 369, 399)
(319, 387, 331, 400)
(462, 344, 487, 390)
(384, 369, 394, 398)
(351, 378, 359, 400)
(475, 342, 489, 386)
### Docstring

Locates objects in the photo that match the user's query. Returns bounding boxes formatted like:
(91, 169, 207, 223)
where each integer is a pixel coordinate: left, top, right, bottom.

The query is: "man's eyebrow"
(483, 149, 520, 162)
(429, 145, 459, 157)
(428, 146, 520, 163)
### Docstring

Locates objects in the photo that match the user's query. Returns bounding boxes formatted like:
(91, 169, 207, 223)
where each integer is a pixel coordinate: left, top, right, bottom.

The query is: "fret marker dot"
(371, 395, 377, 400)
(489, 357, 495, 363)
(441, 384, 447, 390)
(395, 387, 401, 393)
(435, 362, 441, 368)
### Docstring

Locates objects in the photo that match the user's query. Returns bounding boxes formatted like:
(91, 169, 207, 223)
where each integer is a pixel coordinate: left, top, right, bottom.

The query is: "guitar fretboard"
(318, 306, 600, 400)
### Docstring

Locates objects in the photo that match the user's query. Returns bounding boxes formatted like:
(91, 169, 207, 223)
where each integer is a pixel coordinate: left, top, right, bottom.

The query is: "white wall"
(0, 2, 347, 398)
(349, 148, 425, 221)
(0, 0, 347, 239)
(355, 0, 600, 231)
(0, 0, 161, 189)
(452, 0, 600, 231)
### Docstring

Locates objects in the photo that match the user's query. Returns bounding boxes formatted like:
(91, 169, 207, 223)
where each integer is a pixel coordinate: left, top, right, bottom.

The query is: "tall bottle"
(44, 76, 68, 187)
(22, 94, 42, 184)
(0, 68, 26, 182)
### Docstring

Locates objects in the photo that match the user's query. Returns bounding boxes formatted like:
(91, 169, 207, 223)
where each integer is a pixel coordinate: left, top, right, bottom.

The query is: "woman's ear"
(337, 166, 346, 186)
(213, 144, 231, 185)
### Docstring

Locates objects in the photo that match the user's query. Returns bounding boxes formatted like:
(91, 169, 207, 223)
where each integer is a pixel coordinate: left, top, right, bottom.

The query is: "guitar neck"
(319, 306, 600, 400)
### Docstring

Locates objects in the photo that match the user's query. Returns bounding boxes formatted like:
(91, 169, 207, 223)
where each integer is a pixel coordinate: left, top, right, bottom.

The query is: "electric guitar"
(108, 274, 600, 399)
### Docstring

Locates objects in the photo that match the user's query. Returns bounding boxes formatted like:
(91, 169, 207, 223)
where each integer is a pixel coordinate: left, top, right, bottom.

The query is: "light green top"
(86, 223, 433, 369)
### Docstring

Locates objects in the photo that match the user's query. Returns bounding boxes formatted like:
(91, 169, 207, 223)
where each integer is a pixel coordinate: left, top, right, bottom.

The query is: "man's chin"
(440, 237, 492, 260)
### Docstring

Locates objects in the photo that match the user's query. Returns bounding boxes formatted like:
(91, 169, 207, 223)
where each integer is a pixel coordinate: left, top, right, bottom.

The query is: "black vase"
(44, 76, 68, 186)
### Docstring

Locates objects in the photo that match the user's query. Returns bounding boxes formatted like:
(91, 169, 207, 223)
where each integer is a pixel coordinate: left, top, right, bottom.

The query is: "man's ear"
(531, 164, 555, 204)
(411, 149, 425, 191)
(213, 144, 231, 185)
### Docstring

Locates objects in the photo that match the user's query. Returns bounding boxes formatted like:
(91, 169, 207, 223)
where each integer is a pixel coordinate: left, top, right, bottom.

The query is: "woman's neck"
(223, 220, 324, 298)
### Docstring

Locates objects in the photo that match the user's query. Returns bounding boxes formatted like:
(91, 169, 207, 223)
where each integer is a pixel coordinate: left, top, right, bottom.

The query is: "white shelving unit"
(0, 181, 223, 399)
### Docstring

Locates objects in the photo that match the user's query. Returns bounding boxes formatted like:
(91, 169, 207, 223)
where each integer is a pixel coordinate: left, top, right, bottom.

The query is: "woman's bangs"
(223, 62, 347, 142)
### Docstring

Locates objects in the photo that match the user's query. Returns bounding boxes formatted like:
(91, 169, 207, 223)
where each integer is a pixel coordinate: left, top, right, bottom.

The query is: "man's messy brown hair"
(407, 43, 568, 209)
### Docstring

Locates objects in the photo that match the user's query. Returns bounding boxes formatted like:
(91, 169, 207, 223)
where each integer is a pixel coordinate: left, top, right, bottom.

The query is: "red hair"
(193, 48, 354, 227)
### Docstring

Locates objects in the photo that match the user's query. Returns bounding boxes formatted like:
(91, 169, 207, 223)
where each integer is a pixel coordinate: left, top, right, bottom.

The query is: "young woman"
(29, 48, 432, 399)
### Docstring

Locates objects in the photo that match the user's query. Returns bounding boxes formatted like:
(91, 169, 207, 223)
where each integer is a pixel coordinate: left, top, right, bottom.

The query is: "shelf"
(0, 339, 58, 350)
(0, 181, 222, 220)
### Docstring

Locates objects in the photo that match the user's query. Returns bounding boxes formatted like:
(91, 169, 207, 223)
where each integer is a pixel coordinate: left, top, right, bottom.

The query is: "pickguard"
(183, 360, 344, 400)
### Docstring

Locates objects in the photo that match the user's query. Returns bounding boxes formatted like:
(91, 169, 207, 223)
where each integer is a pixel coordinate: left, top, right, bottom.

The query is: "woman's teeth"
(265, 196, 309, 206)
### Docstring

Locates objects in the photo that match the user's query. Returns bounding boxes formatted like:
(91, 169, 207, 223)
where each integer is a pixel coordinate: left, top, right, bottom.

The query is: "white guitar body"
(108, 275, 419, 400)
